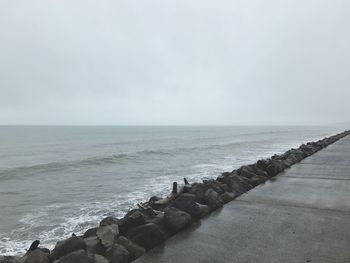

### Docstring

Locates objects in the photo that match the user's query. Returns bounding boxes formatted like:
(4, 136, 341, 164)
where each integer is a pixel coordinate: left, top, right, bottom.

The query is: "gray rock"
(144, 213, 164, 225)
(181, 184, 192, 193)
(124, 208, 156, 219)
(144, 213, 171, 235)
(39, 248, 50, 254)
(286, 153, 298, 164)
(126, 223, 167, 250)
(94, 254, 109, 263)
(220, 192, 237, 204)
(219, 183, 229, 192)
(290, 150, 304, 162)
(219, 175, 252, 195)
(84, 236, 105, 255)
(266, 160, 284, 177)
(256, 159, 268, 170)
(205, 189, 223, 209)
(188, 183, 209, 204)
(83, 227, 98, 238)
(246, 176, 265, 187)
(96, 224, 119, 249)
(198, 203, 211, 217)
(188, 180, 224, 204)
(100, 216, 119, 227)
(147, 196, 163, 210)
(163, 207, 192, 234)
(169, 193, 202, 219)
(50, 236, 86, 261)
(119, 211, 147, 235)
(254, 168, 269, 178)
(116, 236, 145, 261)
(203, 180, 225, 195)
(238, 166, 257, 179)
(283, 159, 292, 168)
(105, 244, 130, 263)
(18, 249, 50, 263)
(52, 250, 93, 263)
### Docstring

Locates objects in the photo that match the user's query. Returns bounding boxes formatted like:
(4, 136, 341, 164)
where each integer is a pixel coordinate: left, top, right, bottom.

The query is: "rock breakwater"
(1, 130, 349, 263)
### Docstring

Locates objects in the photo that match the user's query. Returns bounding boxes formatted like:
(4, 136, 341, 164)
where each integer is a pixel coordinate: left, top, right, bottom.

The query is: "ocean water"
(0, 125, 343, 255)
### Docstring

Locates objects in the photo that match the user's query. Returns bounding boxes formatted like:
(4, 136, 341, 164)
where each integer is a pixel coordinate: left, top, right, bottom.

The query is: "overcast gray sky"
(0, 0, 349, 125)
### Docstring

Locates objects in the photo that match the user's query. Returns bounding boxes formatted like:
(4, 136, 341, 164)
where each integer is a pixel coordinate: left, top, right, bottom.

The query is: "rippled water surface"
(0, 125, 342, 255)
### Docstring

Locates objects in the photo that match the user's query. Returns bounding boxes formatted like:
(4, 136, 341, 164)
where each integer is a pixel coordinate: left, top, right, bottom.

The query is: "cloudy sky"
(0, 0, 349, 125)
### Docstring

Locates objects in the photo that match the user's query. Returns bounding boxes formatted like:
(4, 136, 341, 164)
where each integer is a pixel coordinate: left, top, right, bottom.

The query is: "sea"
(0, 125, 344, 255)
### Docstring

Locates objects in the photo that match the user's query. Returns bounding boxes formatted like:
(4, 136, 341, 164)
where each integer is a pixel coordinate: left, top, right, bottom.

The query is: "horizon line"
(0, 123, 341, 127)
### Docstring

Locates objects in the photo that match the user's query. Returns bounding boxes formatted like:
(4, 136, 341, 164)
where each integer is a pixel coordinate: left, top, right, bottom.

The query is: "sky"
(0, 0, 349, 125)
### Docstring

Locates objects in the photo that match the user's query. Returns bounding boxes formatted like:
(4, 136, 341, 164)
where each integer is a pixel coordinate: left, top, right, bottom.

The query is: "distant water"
(0, 125, 343, 255)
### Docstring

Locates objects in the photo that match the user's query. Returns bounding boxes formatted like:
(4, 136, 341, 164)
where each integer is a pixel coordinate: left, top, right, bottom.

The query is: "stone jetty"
(135, 131, 350, 263)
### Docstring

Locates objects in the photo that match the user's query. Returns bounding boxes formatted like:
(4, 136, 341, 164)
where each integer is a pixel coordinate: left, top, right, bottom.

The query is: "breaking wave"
(0, 141, 258, 181)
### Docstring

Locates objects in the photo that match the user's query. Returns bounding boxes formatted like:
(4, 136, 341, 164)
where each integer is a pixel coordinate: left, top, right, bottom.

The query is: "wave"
(0, 150, 175, 181)
(0, 162, 228, 256)
(0, 139, 266, 181)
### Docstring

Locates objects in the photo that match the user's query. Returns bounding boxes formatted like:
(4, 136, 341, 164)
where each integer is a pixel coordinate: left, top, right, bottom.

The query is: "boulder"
(169, 193, 202, 219)
(39, 248, 50, 254)
(256, 159, 268, 170)
(286, 153, 298, 164)
(94, 254, 109, 263)
(124, 208, 156, 219)
(246, 176, 265, 187)
(163, 207, 192, 234)
(219, 183, 229, 192)
(271, 154, 281, 160)
(100, 216, 119, 227)
(96, 224, 119, 249)
(126, 223, 167, 250)
(238, 166, 257, 179)
(145, 213, 164, 225)
(83, 227, 98, 238)
(283, 159, 292, 168)
(52, 250, 93, 263)
(105, 244, 130, 263)
(144, 214, 170, 237)
(224, 175, 253, 195)
(84, 236, 105, 255)
(188, 180, 224, 204)
(50, 236, 86, 261)
(204, 189, 223, 209)
(116, 236, 145, 261)
(181, 184, 192, 193)
(198, 203, 211, 217)
(291, 150, 304, 162)
(220, 192, 237, 204)
(147, 196, 163, 210)
(220, 172, 232, 177)
(254, 168, 269, 178)
(266, 160, 284, 177)
(119, 211, 147, 235)
(203, 180, 225, 195)
(18, 249, 50, 263)
(188, 183, 208, 203)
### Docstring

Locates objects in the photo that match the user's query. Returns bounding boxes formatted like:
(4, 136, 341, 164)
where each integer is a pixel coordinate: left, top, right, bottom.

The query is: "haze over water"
(0, 125, 343, 255)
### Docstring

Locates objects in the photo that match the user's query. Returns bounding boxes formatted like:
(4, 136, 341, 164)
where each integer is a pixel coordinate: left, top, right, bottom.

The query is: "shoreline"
(1, 130, 349, 263)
